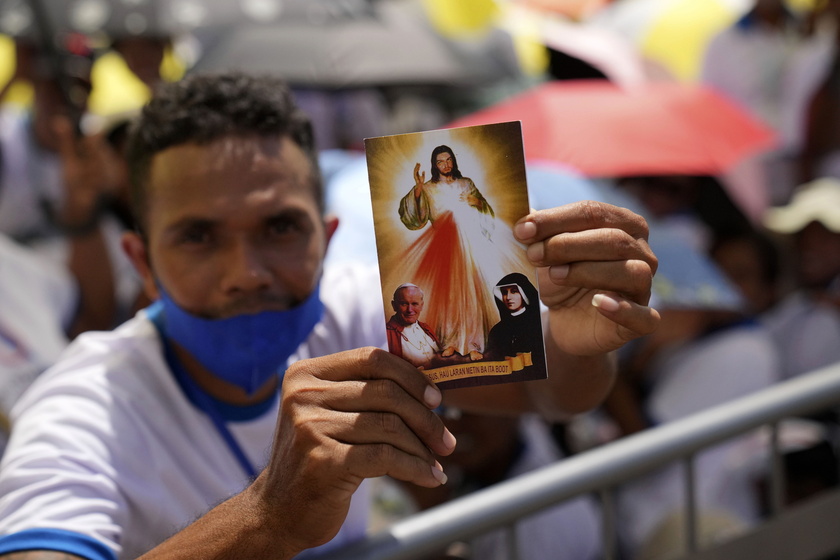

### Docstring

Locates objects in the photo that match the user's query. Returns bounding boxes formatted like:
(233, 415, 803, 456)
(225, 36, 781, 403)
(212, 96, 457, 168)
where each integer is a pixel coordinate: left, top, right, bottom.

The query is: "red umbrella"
(516, 0, 614, 20)
(448, 79, 776, 178)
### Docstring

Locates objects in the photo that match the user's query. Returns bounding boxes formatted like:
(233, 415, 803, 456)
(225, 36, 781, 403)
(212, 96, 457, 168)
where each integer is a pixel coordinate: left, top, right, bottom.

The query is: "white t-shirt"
(0, 233, 76, 455)
(762, 291, 840, 381)
(0, 108, 64, 242)
(0, 264, 386, 560)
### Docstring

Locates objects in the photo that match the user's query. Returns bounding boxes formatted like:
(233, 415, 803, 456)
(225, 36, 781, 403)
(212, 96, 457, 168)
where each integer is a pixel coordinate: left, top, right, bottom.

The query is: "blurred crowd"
(1, 0, 840, 559)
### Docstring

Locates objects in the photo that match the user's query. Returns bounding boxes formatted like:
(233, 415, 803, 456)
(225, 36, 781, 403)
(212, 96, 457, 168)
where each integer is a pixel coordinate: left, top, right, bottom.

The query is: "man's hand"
(515, 201, 660, 356)
(251, 347, 455, 556)
(413, 162, 426, 195)
(53, 116, 122, 231)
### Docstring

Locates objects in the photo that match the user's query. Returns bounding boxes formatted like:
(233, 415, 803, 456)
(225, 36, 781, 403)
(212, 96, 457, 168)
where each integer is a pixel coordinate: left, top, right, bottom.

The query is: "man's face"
(113, 36, 167, 87)
(501, 285, 524, 312)
(797, 222, 840, 290)
(392, 287, 424, 325)
(32, 74, 92, 152)
(435, 152, 454, 176)
(126, 135, 334, 319)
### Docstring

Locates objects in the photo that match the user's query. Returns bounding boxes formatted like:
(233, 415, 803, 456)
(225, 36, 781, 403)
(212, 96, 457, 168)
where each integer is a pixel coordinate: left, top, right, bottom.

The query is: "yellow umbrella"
(0, 33, 184, 117)
(0, 34, 32, 106)
(422, 0, 500, 37)
(422, 0, 550, 76)
(641, 0, 747, 81)
(88, 47, 184, 116)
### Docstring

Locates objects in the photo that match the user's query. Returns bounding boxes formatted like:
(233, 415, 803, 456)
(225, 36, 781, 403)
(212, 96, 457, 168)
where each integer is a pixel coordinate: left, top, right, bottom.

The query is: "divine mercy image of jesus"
(366, 121, 547, 389)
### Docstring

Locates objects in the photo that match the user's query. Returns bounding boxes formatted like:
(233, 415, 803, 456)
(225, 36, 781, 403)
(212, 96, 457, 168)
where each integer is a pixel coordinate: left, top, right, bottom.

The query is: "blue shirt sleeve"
(0, 528, 117, 560)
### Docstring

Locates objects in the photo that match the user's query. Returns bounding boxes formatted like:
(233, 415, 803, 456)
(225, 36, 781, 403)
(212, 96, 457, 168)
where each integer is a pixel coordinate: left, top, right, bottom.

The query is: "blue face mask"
(157, 285, 324, 395)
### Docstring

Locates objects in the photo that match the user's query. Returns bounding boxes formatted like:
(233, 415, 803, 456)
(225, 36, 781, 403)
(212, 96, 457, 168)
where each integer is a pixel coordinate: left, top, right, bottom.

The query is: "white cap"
(764, 177, 840, 234)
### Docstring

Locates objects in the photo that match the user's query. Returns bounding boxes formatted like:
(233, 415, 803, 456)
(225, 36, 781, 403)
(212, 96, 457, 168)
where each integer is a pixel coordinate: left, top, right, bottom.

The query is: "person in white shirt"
(0, 71, 661, 560)
(762, 177, 840, 380)
(0, 233, 78, 457)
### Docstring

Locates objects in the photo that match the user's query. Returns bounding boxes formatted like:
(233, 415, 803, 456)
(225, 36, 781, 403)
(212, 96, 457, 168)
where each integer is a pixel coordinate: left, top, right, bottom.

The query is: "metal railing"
(310, 362, 840, 560)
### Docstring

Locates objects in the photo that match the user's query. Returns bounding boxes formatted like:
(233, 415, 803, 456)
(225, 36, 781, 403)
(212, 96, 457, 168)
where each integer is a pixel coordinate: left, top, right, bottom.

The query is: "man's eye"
(267, 217, 303, 237)
(269, 221, 291, 235)
(179, 227, 212, 245)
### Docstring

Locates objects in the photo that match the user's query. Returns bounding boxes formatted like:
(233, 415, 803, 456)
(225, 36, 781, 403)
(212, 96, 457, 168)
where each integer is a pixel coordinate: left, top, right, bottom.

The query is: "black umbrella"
(1, 0, 374, 38)
(188, 0, 521, 88)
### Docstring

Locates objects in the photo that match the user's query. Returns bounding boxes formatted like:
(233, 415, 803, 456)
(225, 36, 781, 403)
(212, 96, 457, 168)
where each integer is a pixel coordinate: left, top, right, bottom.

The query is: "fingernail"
(592, 293, 620, 312)
(432, 461, 448, 485)
(526, 242, 544, 262)
(549, 265, 569, 281)
(514, 220, 536, 240)
(424, 385, 442, 408)
(442, 428, 457, 451)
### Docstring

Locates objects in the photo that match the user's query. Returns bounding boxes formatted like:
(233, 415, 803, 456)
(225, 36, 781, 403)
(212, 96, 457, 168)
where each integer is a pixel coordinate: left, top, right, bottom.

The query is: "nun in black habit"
(485, 272, 546, 374)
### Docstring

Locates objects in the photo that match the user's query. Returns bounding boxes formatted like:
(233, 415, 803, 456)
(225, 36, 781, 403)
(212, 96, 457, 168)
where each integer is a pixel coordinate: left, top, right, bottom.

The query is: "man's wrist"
(57, 217, 102, 237)
(241, 475, 301, 559)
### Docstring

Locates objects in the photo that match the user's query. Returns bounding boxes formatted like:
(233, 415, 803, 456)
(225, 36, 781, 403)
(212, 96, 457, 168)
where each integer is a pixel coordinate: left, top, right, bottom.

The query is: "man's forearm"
(67, 228, 116, 338)
(532, 335, 617, 421)
(137, 481, 296, 560)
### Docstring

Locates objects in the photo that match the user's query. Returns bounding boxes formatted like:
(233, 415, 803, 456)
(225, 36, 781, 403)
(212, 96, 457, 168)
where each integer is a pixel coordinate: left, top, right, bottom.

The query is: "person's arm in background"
(3, 42, 116, 337)
(52, 117, 119, 337)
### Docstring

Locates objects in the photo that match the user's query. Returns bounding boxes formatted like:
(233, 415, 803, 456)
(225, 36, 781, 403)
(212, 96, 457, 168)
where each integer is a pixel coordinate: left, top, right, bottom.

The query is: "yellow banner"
(425, 353, 533, 383)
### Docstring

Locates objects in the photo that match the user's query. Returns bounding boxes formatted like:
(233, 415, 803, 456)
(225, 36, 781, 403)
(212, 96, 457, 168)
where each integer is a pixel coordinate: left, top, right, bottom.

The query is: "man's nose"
(221, 240, 273, 294)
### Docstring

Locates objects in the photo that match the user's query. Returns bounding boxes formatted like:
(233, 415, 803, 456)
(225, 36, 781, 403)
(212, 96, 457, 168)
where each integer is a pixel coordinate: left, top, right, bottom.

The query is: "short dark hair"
(125, 72, 323, 232)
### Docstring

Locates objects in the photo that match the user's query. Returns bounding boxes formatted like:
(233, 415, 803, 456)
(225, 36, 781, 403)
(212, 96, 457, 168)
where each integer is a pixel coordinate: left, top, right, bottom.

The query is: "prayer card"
(365, 121, 548, 389)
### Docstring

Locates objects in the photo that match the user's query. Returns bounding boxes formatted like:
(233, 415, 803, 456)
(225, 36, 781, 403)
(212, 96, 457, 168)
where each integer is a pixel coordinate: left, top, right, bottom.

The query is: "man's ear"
(324, 214, 339, 247)
(121, 231, 160, 301)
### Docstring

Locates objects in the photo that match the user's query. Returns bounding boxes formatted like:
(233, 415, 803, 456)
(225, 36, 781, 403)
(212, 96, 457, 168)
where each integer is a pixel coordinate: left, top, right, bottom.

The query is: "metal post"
(769, 421, 785, 517)
(600, 488, 617, 560)
(504, 522, 520, 560)
(684, 454, 697, 554)
(312, 366, 840, 560)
